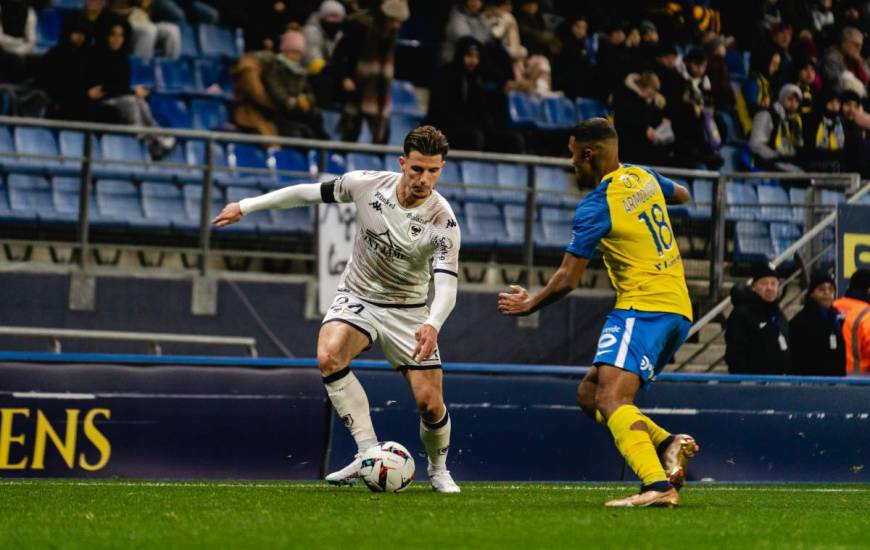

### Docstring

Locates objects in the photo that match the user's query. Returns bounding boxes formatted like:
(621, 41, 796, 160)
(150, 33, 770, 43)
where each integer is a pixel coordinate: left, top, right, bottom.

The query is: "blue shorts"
(592, 309, 691, 385)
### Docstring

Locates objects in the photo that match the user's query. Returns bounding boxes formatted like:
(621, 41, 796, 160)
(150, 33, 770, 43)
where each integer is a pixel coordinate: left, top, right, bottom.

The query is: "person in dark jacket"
(789, 271, 845, 376)
(725, 263, 792, 375)
(612, 71, 671, 165)
(426, 36, 523, 153)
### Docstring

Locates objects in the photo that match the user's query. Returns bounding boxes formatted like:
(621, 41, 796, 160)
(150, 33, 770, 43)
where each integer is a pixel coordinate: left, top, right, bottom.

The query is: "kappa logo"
(598, 333, 618, 350)
(446, 219, 457, 229)
(409, 223, 423, 240)
(438, 446, 449, 455)
(342, 414, 354, 427)
(369, 200, 383, 212)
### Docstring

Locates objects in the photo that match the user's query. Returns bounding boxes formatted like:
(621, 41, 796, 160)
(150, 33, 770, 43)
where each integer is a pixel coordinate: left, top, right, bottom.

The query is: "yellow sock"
(607, 405, 668, 486)
(639, 413, 671, 448)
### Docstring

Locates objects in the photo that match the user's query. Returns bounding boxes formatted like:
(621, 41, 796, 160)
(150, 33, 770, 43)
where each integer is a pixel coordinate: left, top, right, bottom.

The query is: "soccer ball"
(358, 441, 415, 493)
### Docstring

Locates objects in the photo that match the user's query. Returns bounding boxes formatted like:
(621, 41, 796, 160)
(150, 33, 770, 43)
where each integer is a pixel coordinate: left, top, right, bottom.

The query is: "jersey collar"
(598, 164, 624, 188)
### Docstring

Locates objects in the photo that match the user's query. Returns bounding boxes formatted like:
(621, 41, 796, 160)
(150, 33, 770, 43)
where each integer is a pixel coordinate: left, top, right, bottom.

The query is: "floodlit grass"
(1, 480, 868, 549)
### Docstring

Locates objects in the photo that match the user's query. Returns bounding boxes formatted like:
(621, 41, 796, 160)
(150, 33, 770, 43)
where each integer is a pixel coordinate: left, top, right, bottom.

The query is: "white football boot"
(325, 454, 362, 486)
(429, 467, 461, 493)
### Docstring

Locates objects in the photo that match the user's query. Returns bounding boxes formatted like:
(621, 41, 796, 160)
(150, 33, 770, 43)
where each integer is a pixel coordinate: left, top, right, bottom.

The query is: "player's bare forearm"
(666, 184, 691, 205)
(498, 254, 588, 316)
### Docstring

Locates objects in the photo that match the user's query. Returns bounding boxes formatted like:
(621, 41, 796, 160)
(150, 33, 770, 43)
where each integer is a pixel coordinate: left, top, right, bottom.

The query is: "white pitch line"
(12, 391, 96, 400)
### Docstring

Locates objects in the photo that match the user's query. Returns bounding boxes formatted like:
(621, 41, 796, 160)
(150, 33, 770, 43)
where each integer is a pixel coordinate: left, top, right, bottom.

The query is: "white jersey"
(325, 170, 461, 305)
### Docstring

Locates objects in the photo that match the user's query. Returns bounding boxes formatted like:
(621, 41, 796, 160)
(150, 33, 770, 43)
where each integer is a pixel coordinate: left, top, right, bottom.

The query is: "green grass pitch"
(1, 480, 868, 549)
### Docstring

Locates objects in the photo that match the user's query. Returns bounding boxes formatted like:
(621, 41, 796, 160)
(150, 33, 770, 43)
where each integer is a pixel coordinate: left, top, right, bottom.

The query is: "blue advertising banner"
(0, 362, 328, 479)
(837, 203, 870, 293)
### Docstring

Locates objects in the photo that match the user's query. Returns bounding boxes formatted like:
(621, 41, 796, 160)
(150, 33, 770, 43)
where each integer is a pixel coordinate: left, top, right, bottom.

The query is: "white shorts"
(322, 291, 442, 370)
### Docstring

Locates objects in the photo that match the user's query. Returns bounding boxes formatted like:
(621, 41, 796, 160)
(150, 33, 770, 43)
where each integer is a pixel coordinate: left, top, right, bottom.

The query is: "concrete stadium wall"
(0, 356, 867, 483)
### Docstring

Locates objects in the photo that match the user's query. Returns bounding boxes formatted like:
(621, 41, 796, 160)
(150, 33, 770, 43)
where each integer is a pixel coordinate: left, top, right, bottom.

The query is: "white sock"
(323, 368, 378, 454)
(420, 411, 451, 472)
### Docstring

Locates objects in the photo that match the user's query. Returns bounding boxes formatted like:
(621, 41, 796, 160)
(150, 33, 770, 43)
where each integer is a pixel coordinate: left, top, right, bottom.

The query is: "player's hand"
(413, 324, 438, 363)
(497, 285, 533, 316)
(211, 202, 243, 227)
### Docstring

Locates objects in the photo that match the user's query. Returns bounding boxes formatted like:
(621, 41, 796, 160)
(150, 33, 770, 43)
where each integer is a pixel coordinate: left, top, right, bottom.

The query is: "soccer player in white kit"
(212, 126, 461, 492)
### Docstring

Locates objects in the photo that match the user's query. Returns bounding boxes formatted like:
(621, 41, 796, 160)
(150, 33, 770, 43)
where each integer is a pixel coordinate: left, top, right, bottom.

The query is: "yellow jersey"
(566, 164, 693, 320)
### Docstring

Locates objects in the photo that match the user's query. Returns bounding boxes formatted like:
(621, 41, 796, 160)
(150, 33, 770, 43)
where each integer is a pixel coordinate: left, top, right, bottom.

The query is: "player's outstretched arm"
(413, 272, 458, 362)
(498, 254, 589, 316)
(666, 183, 691, 205)
(212, 182, 328, 227)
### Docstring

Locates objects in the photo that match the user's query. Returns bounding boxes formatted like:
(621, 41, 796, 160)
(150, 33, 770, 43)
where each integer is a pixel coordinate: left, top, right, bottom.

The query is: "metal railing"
(0, 325, 258, 356)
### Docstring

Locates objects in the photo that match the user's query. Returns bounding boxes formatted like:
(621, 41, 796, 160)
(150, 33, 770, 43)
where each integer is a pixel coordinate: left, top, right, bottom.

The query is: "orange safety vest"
(833, 296, 870, 374)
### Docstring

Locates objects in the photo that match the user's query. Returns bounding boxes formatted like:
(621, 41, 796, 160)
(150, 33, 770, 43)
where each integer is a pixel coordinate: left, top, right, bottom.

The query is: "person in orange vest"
(833, 269, 870, 375)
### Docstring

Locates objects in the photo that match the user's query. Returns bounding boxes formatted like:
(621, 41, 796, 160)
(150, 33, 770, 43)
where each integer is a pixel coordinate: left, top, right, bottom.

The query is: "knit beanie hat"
(381, 0, 410, 21)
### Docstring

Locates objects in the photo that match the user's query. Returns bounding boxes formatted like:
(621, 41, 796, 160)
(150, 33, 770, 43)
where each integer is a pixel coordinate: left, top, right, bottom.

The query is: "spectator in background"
(840, 89, 870, 176)
(484, 0, 527, 83)
(673, 47, 722, 168)
(742, 48, 781, 119)
(0, 0, 35, 82)
(442, 0, 493, 65)
(822, 27, 868, 96)
(789, 271, 845, 376)
(245, 1, 294, 52)
(726, 263, 791, 375)
(834, 269, 870, 375)
(303, 0, 345, 71)
(810, 0, 836, 42)
(515, 0, 559, 58)
(231, 46, 281, 137)
(85, 22, 175, 156)
(150, 0, 220, 25)
(769, 22, 793, 79)
(704, 34, 736, 112)
(802, 89, 846, 171)
(653, 42, 686, 118)
(593, 22, 631, 101)
(333, 0, 408, 144)
(612, 71, 672, 165)
(108, 0, 181, 62)
(261, 28, 327, 139)
(426, 36, 523, 153)
(552, 16, 592, 99)
(749, 83, 804, 171)
(792, 55, 818, 117)
(632, 19, 659, 73)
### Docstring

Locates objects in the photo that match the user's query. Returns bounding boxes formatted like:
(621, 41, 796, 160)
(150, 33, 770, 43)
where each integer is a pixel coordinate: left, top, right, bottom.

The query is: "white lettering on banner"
(318, 203, 357, 315)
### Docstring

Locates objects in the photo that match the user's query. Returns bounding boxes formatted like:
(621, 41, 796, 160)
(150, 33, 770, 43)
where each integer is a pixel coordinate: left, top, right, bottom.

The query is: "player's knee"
(416, 393, 444, 421)
(316, 347, 345, 376)
(577, 383, 596, 418)
(594, 390, 619, 419)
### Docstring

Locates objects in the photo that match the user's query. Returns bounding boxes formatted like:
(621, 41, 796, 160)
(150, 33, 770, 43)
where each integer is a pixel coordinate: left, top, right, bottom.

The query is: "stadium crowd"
(0, 0, 869, 172)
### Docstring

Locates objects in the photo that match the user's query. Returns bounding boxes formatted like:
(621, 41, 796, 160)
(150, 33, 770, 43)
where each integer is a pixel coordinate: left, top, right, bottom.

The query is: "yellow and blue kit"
(566, 164, 693, 384)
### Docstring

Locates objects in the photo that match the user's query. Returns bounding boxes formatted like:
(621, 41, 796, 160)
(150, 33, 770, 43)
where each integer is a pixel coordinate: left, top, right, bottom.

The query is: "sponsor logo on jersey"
(405, 212, 427, 224)
(342, 414, 354, 427)
(621, 179, 657, 213)
(619, 172, 641, 189)
(363, 229, 410, 260)
(601, 325, 621, 334)
(373, 191, 396, 209)
(598, 333, 618, 350)
(640, 355, 653, 373)
(430, 235, 453, 261)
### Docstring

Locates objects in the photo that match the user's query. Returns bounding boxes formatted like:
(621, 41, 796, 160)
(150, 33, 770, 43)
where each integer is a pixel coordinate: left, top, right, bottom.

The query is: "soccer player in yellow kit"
(498, 118, 699, 507)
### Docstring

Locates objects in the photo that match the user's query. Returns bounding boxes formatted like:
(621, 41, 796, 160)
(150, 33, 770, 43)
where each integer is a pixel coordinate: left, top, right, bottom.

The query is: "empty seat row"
(132, 58, 234, 99)
(734, 220, 835, 264)
(509, 92, 612, 130)
(453, 201, 572, 251)
(0, 174, 312, 237)
(148, 95, 230, 130)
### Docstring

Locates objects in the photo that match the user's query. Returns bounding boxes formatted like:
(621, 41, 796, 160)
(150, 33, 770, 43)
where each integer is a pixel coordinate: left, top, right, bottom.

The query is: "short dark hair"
(572, 118, 617, 144)
(404, 125, 449, 158)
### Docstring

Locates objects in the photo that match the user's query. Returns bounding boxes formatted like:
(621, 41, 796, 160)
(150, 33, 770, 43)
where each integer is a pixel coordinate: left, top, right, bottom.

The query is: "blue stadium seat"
(149, 95, 194, 129)
(141, 181, 199, 231)
(508, 92, 540, 128)
(461, 160, 497, 202)
(58, 130, 102, 173)
(182, 183, 224, 227)
(734, 221, 774, 263)
(725, 48, 750, 78)
(194, 58, 233, 97)
(500, 204, 529, 248)
(223, 186, 270, 234)
(463, 202, 502, 248)
(495, 163, 527, 204)
(437, 160, 464, 202)
(770, 222, 801, 257)
(37, 9, 62, 49)
(197, 24, 238, 58)
(719, 144, 742, 172)
(441, 160, 461, 183)
(98, 134, 150, 178)
(185, 141, 231, 184)
(95, 179, 169, 230)
(541, 219, 568, 250)
(177, 22, 200, 58)
(51, 177, 86, 219)
(151, 142, 201, 183)
(156, 58, 197, 94)
(228, 143, 269, 186)
(270, 148, 310, 186)
(52, 0, 84, 9)
(347, 153, 384, 171)
(539, 96, 576, 129)
(13, 126, 67, 175)
(821, 189, 845, 206)
(540, 205, 573, 223)
(0, 178, 37, 223)
(534, 165, 568, 206)
(788, 186, 808, 224)
(391, 79, 424, 116)
(7, 174, 77, 225)
(129, 56, 156, 88)
(725, 181, 757, 221)
(388, 113, 422, 146)
(757, 182, 791, 222)
(321, 110, 342, 141)
(190, 98, 229, 130)
(667, 178, 690, 219)
(575, 97, 610, 121)
(690, 179, 712, 219)
(0, 126, 15, 170)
